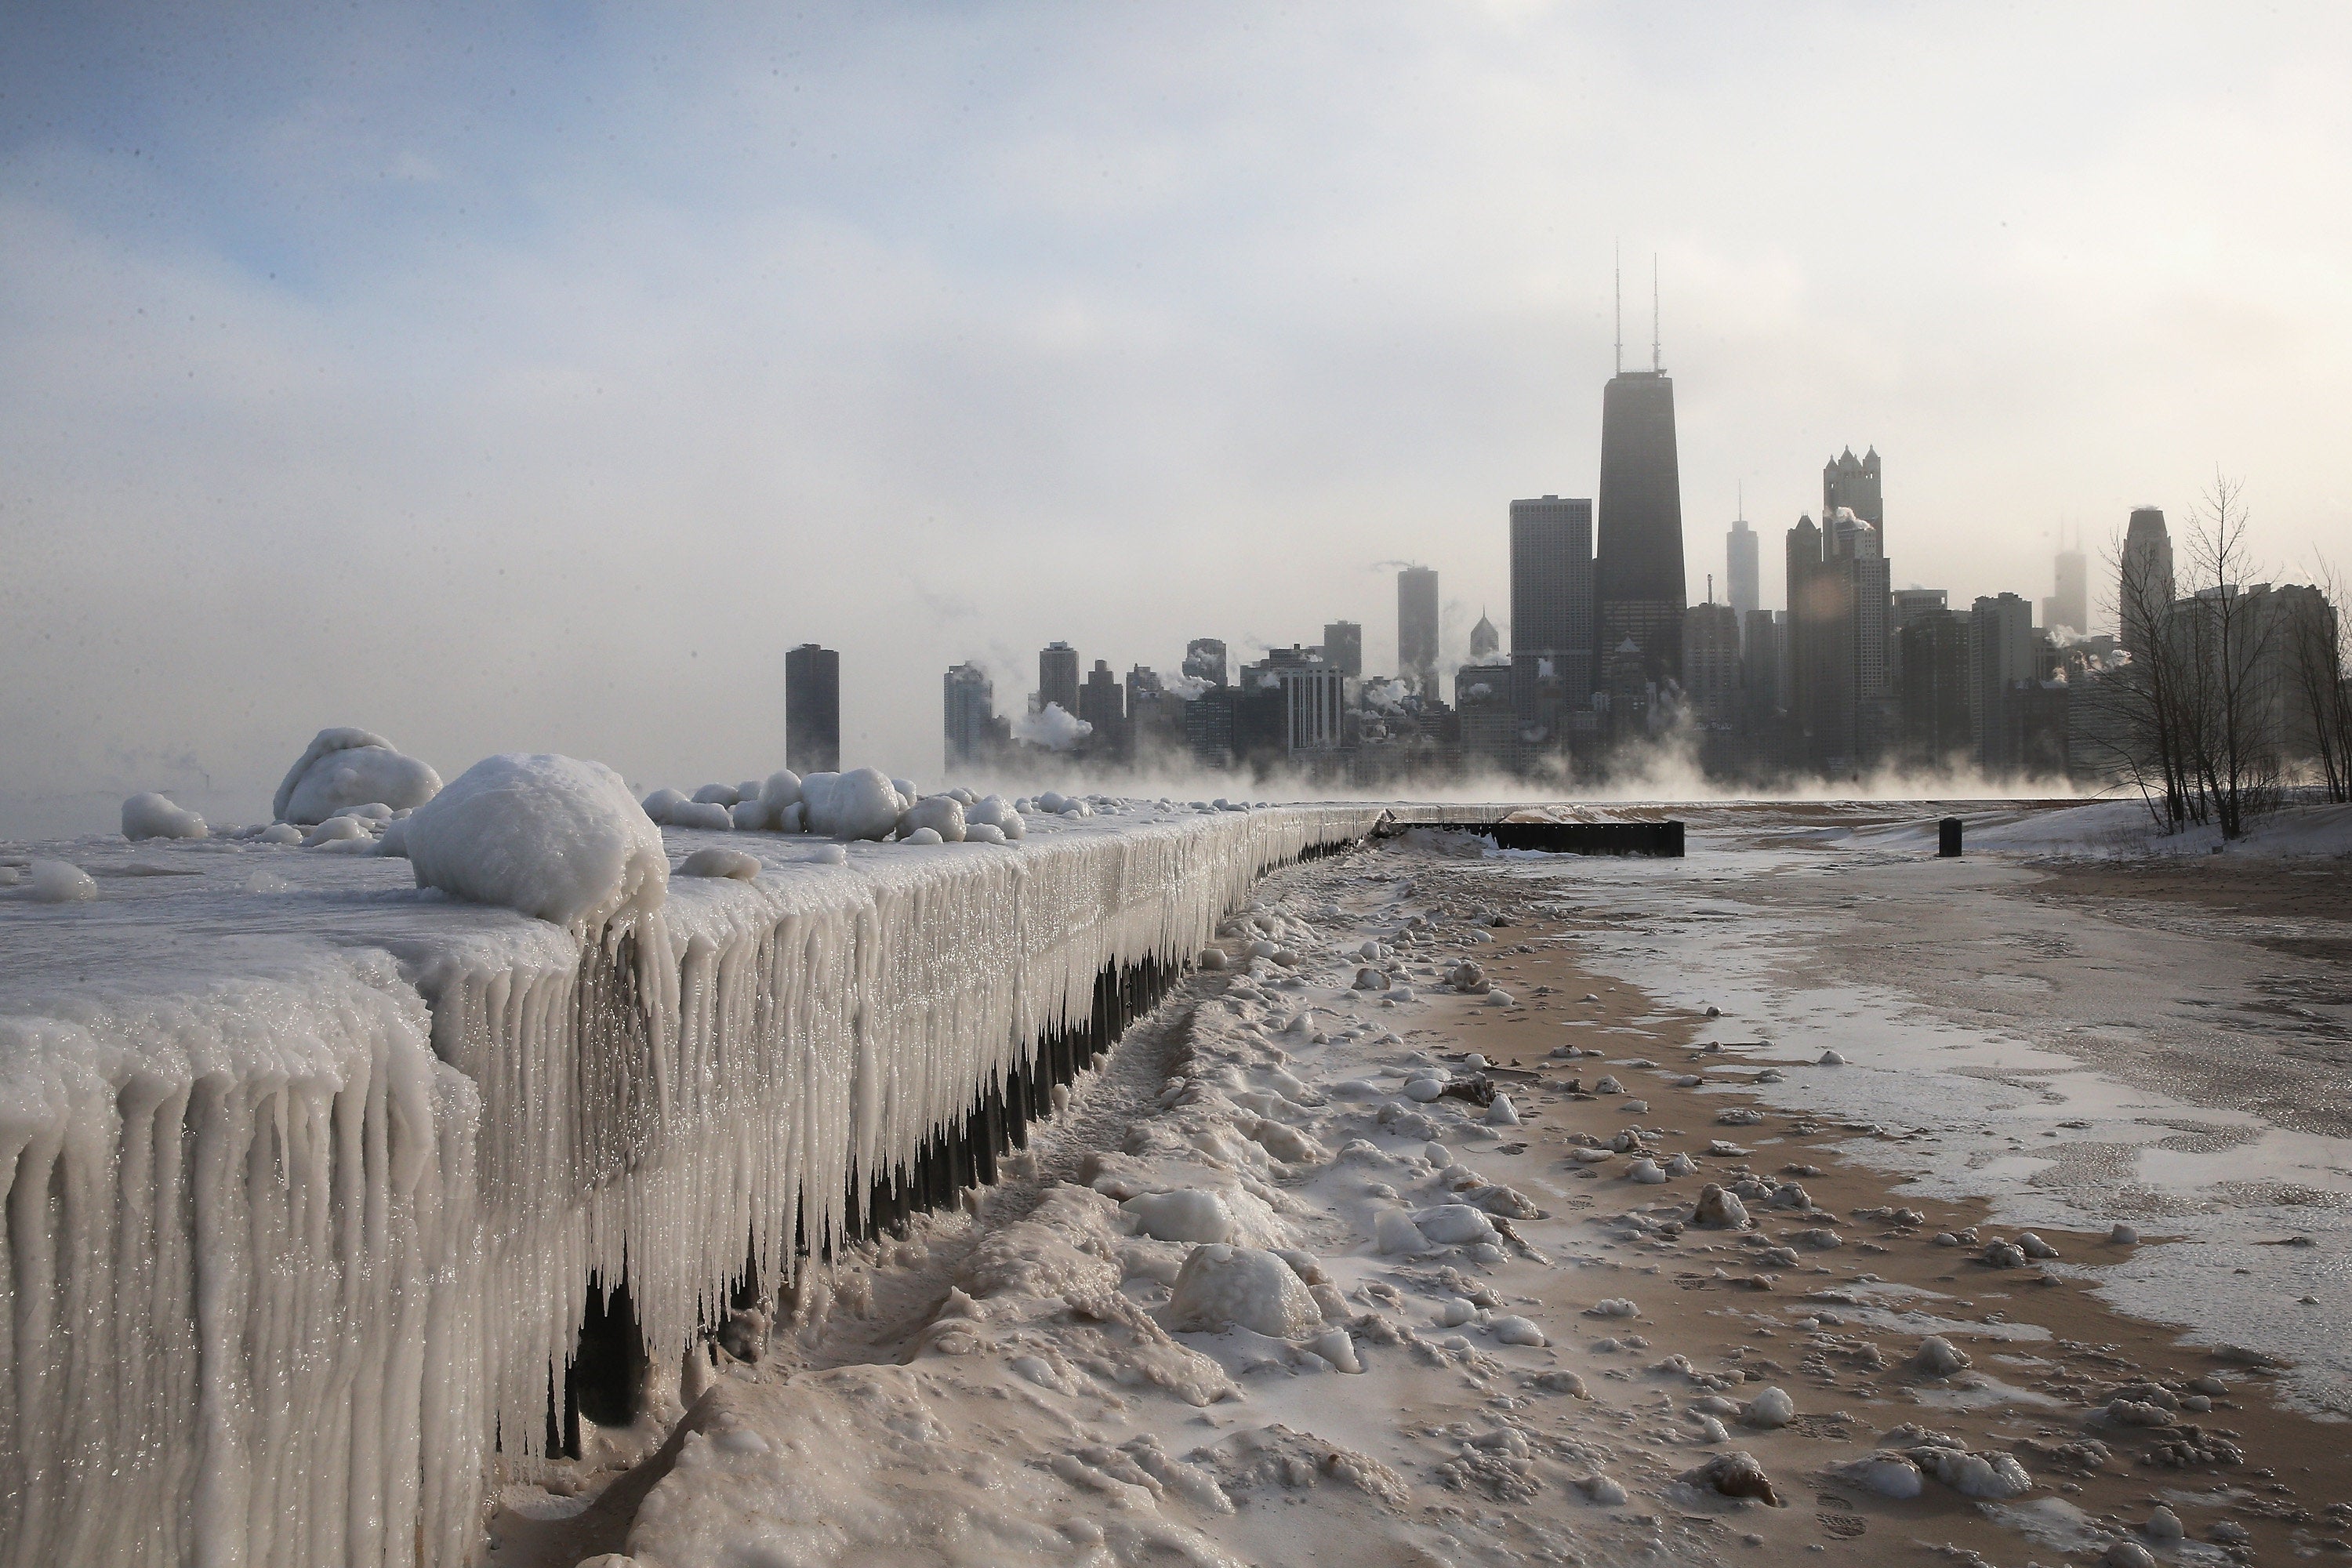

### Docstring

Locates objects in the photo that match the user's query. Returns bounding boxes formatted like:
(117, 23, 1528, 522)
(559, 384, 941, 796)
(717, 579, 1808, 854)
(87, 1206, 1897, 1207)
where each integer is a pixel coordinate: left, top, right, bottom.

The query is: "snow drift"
(273, 726, 443, 824)
(405, 753, 668, 932)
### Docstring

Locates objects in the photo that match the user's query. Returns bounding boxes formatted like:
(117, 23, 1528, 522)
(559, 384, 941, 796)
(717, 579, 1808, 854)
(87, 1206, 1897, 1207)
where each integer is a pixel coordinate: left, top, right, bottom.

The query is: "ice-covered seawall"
(0, 802, 1377, 1567)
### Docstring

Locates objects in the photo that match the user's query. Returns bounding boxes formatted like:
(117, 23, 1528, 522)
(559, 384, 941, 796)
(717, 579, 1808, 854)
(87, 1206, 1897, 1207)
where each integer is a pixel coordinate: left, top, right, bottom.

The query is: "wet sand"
(1430, 879, 2352, 1564)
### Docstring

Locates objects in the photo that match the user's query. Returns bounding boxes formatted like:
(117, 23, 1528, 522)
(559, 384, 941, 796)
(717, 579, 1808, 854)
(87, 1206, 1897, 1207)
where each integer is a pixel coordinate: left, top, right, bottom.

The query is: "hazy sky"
(5, 3, 2347, 834)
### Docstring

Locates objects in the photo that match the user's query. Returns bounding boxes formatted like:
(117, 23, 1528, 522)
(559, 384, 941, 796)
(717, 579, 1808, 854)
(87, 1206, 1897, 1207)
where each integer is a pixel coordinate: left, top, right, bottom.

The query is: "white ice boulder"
(121, 791, 206, 840)
(758, 770, 803, 815)
(273, 727, 441, 824)
(729, 798, 775, 831)
(677, 847, 760, 880)
(641, 787, 690, 825)
(965, 794, 1024, 839)
(1414, 1204, 1498, 1246)
(1374, 1209, 1427, 1254)
(667, 800, 735, 832)
(897, 796, 967, 842)
(806, 768, 900, 840)
(28, 859, 97, 902)
(1126, 1189, 1236, 1244)
(405, 753, 667, 933)
(1166, 1244, 1323, 1338)
(691, 782, 739, 806)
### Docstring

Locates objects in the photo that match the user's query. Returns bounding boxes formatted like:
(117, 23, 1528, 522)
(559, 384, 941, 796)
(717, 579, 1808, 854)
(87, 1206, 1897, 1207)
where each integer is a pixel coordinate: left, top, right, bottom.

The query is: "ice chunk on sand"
(1914, 1335, 1972, 1375)
(273, 727, 441, 823)
(1490, 1316, 1547, 1346)
(1166, 1244, 1322, 1338)
(1125, 1189, 1236, 1245)
(1742, 1386, 1795, 1427)
(1374, 1209, 1427, 1254)
(405, 753, 666, 932)
(28, 859, 97, 902)
(1414, 1204, 1498, 1245)
(1833, 1453, 1925, 1498)
(121, 791, 206, 840)
(806, 768, 901, 840)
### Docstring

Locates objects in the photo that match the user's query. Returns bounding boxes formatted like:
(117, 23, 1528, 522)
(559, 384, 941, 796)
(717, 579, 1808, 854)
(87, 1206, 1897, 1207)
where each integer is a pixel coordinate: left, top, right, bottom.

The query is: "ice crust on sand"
(273, 726, 442, 823)
(405, 753, 669, 932)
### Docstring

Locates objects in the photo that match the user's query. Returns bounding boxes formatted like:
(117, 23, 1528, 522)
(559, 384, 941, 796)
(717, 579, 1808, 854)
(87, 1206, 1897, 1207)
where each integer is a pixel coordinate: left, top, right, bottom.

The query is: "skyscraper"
(1038, 641, 1080, 715)
(1182, 637, 1229, 688)
(2120, 506, 2174, 655)
(1509, 495, 1596, 707)
(1784, 512, 1891, 775)
(1682, 601, 1740, 724)
(2047, 539, 2089, 637)
(943, 662, 996, 768)
(1823, 448, 1884, 535)
(1726, 517, 1759, 616)
(1595, 372, 1686, 686)
(1079, 659, 1125, 735)
(1322, 621, 1363, 680)
(1971, 593, 2037, 771)
(1468, 612, 1500, 659)
(1397, 567, 1440, 693)
(785, 643, 840, 775)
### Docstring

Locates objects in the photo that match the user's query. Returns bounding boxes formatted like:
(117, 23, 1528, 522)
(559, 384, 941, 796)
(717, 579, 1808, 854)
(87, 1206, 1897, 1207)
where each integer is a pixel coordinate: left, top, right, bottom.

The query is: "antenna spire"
(1613, 241, 1623, 376)
(1737, 480, 1744, 523)
(1651, 252, 1661, 372)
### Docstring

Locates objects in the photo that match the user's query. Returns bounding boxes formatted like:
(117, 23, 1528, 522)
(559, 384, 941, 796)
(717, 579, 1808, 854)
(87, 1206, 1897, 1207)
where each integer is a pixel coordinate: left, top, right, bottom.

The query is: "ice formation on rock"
(405, 753, 669, 932)
(273, 726, 443, 823)
(0, 797, 1379, 1566)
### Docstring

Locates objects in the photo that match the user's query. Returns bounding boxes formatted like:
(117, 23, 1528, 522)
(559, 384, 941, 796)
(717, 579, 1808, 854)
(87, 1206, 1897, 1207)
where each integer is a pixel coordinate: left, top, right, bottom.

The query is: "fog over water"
(4, 5, 2347, 837)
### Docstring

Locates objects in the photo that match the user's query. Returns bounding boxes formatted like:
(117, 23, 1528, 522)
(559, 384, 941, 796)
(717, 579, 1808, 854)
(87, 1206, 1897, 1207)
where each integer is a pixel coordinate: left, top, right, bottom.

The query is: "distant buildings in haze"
(1396, 568, 1440, 695)
(784, 643, 840, 774)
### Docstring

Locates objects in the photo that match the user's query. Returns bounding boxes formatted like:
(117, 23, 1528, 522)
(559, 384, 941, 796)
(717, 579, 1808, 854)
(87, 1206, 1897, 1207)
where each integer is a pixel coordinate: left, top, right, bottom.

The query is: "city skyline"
(6, 6, 2352, 832)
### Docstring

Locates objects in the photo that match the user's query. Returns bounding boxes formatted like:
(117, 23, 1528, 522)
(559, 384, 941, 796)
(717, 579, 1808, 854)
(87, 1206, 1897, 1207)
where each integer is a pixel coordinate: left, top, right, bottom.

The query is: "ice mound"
(121, 791, 205, 840)
(1166, 1243, 1322, 1338)
(405, 753, 666, 931)
(804, 768, 903, 840)
(964, 794, 1024, 839)
(677, 847, 760, 880)
(29, 858, 97, 902)
(897, 796, 967, 842)
(272, 727, 441, 824)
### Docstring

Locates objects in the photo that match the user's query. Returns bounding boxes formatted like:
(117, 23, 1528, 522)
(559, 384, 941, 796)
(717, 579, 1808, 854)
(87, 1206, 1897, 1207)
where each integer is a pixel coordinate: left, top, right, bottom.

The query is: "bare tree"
(2097, 519, 2200, 831)
(2177, 474, 2280, 840)
(2286, 556, 2352, 803)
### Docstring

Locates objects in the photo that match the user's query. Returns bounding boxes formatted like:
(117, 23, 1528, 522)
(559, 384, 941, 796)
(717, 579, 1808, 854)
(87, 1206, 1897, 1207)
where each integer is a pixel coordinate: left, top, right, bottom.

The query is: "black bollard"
(1938, 816, 1963, 857)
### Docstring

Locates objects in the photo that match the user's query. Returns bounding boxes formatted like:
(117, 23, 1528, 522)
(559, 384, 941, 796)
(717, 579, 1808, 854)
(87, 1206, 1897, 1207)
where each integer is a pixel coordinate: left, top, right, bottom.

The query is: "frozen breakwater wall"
(0, 798, 1380, 1566)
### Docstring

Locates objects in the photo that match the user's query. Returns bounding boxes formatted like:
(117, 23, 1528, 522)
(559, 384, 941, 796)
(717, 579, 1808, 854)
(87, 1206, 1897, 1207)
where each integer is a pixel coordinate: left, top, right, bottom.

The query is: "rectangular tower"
(1182, 637, 1229, 688)
(1595, 370, 1686, 685)
(943, 662, 995, 768)
(1509, 495, 1595, 705)
(1726, 519, 1759, 616)
(1397, 568, 1440, 694)
(1038, 641, 1080, 715)
(785, 643, 840, 774)
(1321, 620, 1363, 680)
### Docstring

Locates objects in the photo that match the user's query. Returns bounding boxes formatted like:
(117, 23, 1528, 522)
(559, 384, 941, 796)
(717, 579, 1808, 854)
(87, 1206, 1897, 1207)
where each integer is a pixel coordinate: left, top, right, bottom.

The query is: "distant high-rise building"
(2119, 506, 2173, 655)
(1970, 593, 2037, 771)
(1278, 666, 1347, 753)
(1183, 637, 1229, 688)
(1823, 447, 1884, 536)
(1887, 588, 1950, 699)
(1897, 611, 1973, 765)
(1739, 608, 1782, 738)
(1510, 495, 1597, 706)
(785, 643, 840, 775)
(1726, 518, 1759, 617)
(1322, 621, 1363, 679)
(1397, 568, 1440, 693)
(1682, 601, 1741, 724)
(943, 663, 997, 768)
(1595, 371, 1686, 686)
(1784, 512, 1891, 774)
(1079, 659, 1126, 746)
(1468, 612, 1500, 660)
(2049, 542, 2089, 636)
(1039, 641, 1080, 716)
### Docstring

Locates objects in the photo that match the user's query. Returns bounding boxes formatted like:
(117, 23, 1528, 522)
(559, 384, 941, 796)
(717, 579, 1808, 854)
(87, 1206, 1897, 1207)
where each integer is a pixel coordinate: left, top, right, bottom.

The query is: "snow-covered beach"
(5, 790, 2350, 1566)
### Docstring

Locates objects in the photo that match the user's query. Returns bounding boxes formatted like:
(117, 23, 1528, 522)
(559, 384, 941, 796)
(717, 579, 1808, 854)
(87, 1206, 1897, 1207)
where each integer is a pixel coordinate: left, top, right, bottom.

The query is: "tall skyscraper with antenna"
(1595, 255, 1687, 688)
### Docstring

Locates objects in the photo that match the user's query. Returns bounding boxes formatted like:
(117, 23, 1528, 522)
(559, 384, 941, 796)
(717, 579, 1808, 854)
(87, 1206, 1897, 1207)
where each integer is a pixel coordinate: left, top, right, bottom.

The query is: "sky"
(4, 2, 2348, 836)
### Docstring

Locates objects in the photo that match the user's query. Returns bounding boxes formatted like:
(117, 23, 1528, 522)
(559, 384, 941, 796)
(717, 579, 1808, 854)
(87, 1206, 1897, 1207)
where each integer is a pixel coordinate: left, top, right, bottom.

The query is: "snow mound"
(28, 859, 97, 902)
(678, 847, 760, 880)
(898, 796, 967, 842)
(804, 768, 902, 840)
(1166, 1243, 1322, 1338)
(404, 753, 667, 931)
(121, 792, 205, 840)
(273, 727, 441, 824)
(1126, 1189, 1236, 1244)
